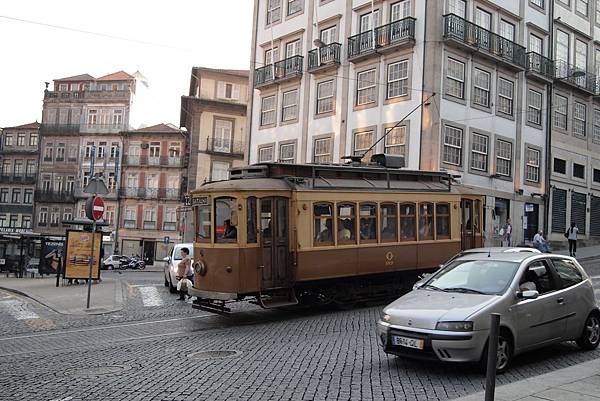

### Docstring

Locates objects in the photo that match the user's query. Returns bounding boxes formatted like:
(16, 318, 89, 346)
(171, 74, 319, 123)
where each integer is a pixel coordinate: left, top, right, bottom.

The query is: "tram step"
(258, 289, 298, 309)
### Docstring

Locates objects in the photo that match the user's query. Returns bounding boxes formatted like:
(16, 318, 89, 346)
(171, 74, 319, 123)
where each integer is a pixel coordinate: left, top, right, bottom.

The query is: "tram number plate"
(391, 335, 424, 350)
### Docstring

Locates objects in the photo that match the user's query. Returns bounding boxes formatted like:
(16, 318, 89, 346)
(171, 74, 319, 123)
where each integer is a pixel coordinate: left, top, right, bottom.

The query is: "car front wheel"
(577, 312, 600, 350)
(480, 331, 513, 374)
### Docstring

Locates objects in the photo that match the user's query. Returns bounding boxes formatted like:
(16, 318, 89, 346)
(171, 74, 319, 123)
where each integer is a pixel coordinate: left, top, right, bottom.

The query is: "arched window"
(337, 202, 356, 244)
(359, 203, 377, 243)
(418, 202, 434, 240)
(400, 203, 416, 241)
(314, 202, 333, 246)
(436, 203, 451, 239)
(380, 203, 398, 242)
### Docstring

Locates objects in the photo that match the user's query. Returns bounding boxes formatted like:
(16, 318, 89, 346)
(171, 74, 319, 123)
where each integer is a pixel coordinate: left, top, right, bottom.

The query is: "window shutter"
(217, 82, 226, 99)
(232, 85, 240, 100)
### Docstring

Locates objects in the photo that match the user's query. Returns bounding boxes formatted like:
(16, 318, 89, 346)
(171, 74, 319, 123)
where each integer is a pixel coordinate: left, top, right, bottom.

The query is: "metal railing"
(554, 59, 598, 94)
(308, 43, 342, 70)
(143, 220, 156, 230)
(163, 222, 177, 231)
(443, 14, 526, 68)
(123, 219, 136, 229)
(348, 17, 416, 59)
(0, 145, 38, 154)
(40, 124, 80, 135)
(34, 189, 75, 203)
(255, 55, 303, 86)
(0, 174, 37, 184)
(44, 90, 130, 100)
(123, 155, 182, 166)
(206, 137, 244, 157)
(526, 52, 555, 80)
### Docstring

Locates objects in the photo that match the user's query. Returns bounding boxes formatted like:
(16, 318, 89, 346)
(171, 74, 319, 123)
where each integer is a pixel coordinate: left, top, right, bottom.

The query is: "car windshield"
(173, 247, 193, 260)
(424, 259, 520, 295)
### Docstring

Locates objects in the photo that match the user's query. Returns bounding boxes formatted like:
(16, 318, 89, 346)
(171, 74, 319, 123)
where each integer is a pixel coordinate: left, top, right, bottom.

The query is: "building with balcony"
(117, 124, 187, 263)
(247, 0, 596, 246)
(36, 71, 138, 242)
(0, 122, 39, 238)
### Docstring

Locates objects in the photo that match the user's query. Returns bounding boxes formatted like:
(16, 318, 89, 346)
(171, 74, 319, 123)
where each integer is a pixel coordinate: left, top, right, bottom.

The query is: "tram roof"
(193, 163, 454, 193)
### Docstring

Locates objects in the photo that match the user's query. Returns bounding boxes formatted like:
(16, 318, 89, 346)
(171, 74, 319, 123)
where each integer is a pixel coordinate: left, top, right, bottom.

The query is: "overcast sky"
(0, 0, 253, 128)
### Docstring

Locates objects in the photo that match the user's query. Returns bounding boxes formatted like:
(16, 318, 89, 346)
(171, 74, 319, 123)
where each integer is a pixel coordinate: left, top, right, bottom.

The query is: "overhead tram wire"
(5, 14, 582, 129)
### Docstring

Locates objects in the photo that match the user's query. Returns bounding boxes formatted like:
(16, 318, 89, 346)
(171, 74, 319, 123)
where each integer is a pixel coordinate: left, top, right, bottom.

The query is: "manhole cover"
(61, 365, 132, 378)
(188, 350, 241, 360)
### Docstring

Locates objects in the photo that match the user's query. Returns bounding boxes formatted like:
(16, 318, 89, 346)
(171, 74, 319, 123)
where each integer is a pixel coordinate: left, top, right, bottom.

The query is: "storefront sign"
(525, 204, 534, 212)
(40, 238, 65, 275)
(64, 230, 102, 279)
(0, 227, 33, 233)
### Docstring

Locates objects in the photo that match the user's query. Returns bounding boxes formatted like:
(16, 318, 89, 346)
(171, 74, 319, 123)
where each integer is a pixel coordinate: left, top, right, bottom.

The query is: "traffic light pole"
(86, 145, 96, 310)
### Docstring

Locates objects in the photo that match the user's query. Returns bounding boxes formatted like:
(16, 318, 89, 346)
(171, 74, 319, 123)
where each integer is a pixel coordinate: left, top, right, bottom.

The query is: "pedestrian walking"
(176, 247, 192, 300)
(503, 219, 513, 247)
(566, 222, 579, 257)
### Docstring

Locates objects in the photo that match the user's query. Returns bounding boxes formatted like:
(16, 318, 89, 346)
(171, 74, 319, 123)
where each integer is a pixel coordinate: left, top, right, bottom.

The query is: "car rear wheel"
(577, 312, 600, 350)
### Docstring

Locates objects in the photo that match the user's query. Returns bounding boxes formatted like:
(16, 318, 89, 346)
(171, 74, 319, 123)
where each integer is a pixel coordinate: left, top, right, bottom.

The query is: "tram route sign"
(192, 196, 209, 206)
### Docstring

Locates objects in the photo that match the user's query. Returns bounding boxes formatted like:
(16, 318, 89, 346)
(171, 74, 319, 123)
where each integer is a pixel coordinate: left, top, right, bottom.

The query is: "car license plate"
(391, 335, 424, 350)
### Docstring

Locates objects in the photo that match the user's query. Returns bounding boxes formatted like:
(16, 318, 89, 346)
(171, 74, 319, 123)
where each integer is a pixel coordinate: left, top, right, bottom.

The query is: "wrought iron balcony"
(443, 14, 526, 70)
(348, 17, 416, 61)
(44, 90, 130, 101)
(123, 219, 136, 229)
(143, 220, 156, 230)
(163, 221, 177, 231)
(0, 145, 38, 154)
(34, 189, 75, 203)
(158, 188, 181, 200)
(0, 174, 37, 184)
(554, 59, 598, 95)
(254, 55, 303, 88)
(80, 123, 125, 133)
(40, 124, 80, 135)
(308, 43, 342, 72)
(526, 52, 554, 81)
(206, 137, 244, 158)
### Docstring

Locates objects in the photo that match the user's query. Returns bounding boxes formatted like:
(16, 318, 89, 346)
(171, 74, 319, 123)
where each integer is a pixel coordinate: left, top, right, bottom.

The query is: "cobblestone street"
(1, 263, 600, 401)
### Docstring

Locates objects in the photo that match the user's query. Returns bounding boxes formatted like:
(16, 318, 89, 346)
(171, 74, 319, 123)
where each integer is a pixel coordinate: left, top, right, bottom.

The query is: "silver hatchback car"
(377, 252, 600, 372)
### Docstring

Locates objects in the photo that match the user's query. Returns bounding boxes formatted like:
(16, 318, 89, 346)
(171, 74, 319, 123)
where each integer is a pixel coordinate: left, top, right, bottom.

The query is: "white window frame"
(287, 0, 302, 16)
(281, 89, 299, 122)
(527, 89, 543, 125)
(211, 161, 231, 181)
(386, 60, 409, 99)
(472, 68, 491, 107)
(260, 95, 276, 126)
(353, 131, 374, 158)
(356, 69, 377, 106)
(525, 148, 541, 183)
(316, 80, 335, 114)
(593, 108, 600, 143)
(470, 133, 489, 172)
(313, 138, 332, 163)
(574, 102, 587, 137)
(266, 0, 281, 25)
(497, 78, 514, 116)
(448, 0, 466, 18)
(446, 58, 465, 99)
(258, 146, 274, 162)
(553, 94, 568, 130)
(279, 143, 296, 163)
(384, 126, 406, 156)
(443, 125, 463, 166)
(495, 139, 512, 177)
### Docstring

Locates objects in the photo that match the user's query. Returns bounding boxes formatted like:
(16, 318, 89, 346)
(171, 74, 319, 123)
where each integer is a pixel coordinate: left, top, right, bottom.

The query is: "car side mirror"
(517, 290, 539, 300)
(163, 256, 170, 262)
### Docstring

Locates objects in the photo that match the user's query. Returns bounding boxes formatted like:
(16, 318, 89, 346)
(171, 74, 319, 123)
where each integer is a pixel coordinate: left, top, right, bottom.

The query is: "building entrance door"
(143, 241, 155, 266)
(524, 203, 539, 241)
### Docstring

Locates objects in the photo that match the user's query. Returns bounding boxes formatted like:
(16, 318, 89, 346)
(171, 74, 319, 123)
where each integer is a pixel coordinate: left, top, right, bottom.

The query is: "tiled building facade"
(247, 0, 600, 245)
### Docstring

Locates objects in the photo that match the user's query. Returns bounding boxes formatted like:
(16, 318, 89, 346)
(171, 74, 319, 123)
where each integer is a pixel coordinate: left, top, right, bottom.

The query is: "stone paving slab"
(0, 275, 123, 315)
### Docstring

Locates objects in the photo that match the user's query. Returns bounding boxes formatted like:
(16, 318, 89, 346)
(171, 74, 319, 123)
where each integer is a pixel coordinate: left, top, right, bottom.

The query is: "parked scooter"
(127, 255, 146, 270)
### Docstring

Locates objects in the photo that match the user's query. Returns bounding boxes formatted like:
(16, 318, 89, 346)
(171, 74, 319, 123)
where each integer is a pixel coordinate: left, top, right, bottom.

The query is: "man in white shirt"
(533, 230, 549, 253)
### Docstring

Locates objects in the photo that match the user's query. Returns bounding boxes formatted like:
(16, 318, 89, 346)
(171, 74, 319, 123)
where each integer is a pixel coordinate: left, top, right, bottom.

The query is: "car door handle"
(557, 297, 565, 304)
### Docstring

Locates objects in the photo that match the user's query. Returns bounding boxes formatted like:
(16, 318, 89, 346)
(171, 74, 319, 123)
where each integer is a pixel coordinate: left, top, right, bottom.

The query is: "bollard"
(485, 313, 501, 401)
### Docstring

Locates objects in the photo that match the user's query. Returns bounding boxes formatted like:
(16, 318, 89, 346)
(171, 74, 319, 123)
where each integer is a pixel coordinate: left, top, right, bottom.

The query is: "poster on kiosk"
(64, 230, 102, 280)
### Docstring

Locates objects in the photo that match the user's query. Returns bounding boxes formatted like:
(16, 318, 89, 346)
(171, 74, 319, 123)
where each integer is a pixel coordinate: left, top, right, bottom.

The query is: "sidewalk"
(0, 275, 123, 315)
(457, 358, 600, 400)
(553, 243, 600, 261)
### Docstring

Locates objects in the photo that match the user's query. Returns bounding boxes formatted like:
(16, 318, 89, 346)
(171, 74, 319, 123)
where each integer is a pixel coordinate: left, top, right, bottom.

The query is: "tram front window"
(215, 197, 237, 242)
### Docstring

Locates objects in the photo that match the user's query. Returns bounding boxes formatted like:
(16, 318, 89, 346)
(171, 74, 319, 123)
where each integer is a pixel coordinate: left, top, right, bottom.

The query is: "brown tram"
(188, 161, 484, 313)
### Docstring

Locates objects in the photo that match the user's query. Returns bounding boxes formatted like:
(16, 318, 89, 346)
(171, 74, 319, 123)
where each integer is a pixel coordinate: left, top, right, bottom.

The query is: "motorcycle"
(127, 255, 146, 270)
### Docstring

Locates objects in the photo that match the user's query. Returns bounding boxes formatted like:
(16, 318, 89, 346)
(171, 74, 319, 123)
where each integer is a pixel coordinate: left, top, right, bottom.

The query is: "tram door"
(260, 197, 291, 289)
(461, 199, 475, 250)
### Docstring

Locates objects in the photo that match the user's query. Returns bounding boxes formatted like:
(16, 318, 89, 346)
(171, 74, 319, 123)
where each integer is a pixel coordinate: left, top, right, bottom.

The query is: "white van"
(163, 243, 194, 293)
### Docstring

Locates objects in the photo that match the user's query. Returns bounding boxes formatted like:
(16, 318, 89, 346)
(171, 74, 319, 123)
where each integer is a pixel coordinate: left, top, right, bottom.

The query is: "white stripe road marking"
(138, 286, 164, 307)
(0, 299, 39, 320)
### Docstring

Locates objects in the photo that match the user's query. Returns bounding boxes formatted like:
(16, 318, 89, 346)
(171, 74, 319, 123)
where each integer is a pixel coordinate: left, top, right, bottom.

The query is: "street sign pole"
(86, 219, 96, 309)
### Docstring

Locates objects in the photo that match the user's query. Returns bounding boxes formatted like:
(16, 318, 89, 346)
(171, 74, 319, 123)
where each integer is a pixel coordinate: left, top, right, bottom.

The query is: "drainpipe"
(543, 0, 555, 237)
(419, 0, 429, 170)
(245, 0, 260, 164)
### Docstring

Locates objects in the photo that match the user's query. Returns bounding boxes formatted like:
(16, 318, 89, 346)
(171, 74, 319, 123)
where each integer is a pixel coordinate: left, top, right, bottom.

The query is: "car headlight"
(380, 312, 391, 322)
(435, 321, 473, 331)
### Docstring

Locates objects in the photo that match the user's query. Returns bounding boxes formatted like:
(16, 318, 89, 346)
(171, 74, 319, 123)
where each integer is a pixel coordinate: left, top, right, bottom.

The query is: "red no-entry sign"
(85, 196, 105, 221)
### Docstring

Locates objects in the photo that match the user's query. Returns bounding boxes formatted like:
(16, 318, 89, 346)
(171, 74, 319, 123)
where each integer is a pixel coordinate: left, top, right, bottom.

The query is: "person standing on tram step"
(567, 222, 579, 257)
(176, 247, 192, 300)
(503, 219, 513, 247)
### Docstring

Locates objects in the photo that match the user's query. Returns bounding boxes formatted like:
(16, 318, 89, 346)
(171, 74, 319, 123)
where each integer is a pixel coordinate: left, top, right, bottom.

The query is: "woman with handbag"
(566, 222, 579, 257)
(176, 247, 192, 300)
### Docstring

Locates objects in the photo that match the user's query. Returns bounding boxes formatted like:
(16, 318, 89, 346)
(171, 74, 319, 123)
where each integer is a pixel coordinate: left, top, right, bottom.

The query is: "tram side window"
(337, 203, 356, 244)
(247, 197, 257, 244)
(400, 203, 416, 241)
(261, 199, 272, 240)
(195, 205, 211, 242)
(215, 197, 237, 242)
(314, 203, 333, 245)
(474, 199, 481, 233)
(359, 203, 377, 242)
(380, 203, 398, 242)
(436, 203, 451, 239)
(418, 202, 434, 240)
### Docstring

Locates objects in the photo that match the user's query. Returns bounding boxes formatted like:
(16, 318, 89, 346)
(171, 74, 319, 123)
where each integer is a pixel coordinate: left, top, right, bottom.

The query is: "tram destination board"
(192, 196, 209, 206)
